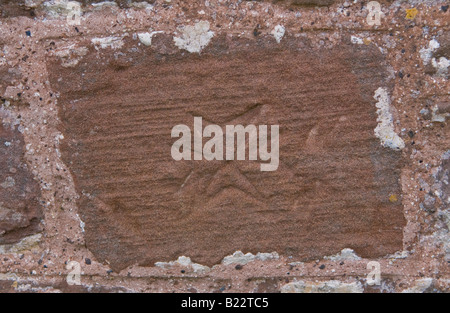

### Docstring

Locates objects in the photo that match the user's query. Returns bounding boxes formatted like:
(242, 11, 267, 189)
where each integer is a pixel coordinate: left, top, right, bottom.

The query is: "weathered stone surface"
(77, 0, 155, 8)
(0, 0, 448, 294)
(281, 280, 364, 293)
(0, 0, 36, 18)
(0, 278, 131, 293)
(48, 34, 405, 271)
(0, 111, 43, 245)
(434, 31, 450, 60)
(273, 0, 336, 6)
(436, 151, 450, 207)
(0, 0, 335, 20)
(247, 0, 336, 6)
(433, 152, 450, 262)
(424, 32, 450, 78)
(0, 65, 20, 97)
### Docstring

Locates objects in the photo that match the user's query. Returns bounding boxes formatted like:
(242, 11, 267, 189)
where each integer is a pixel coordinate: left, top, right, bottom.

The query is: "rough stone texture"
(0, 0, 155, 18)
(0, 110, 43, 245)
(48, 34, 405, 271)
(436, 153, 450, 207)
(0, 0, 449, 293)
(0, 1, 35, 18)
(271, 0, 336, 6)
(0, 63, 20, 96)
(424, 31, 450, 78)
(280, 280, 363, 293)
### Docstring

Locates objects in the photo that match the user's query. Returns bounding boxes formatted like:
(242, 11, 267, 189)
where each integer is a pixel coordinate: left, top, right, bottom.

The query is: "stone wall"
(0, 0, 448, 293)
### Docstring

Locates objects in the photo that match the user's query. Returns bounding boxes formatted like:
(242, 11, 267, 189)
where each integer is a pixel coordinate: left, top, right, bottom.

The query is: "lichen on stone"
(91, 36, 125, 50)
(271, 25, 285, 43)
(173, 21, 214, 53)
(324, 248, 362, 261)
(137, 31, 163, 46)
(221, 251, 280, 265)
(281, 280, 364, 293)
(373, 87, 405, 150)
(155, 256, 210, 273)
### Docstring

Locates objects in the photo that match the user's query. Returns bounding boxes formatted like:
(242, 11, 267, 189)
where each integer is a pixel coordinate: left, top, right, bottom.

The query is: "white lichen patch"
(43, 0, 82, 17)
(373, 87, 405, 150)
(271, 25, 285, 43)
(432, 56, 449, 77)
(173, 21, 214, 53)
(350, 36, 364, 45)
(130, 2, 154, 10)
(91, 1, 117, 9)
(0, 234, 42, 254)
(155, 251, 280, 271)
(53, 44, 88, 67)
(15, 284, 56, 293)
(76, 213, 85, 233)
(431, 104, 450, 122)
(155, 256, 210, 273)
(281, 280, 364, 293)
(221, 251, 279, 265)
(137, 31, 163, 46)
(91, 36, 124, 50)
(419, 39, 440, 65)
(24, 0, 45, 9)
(324, 248, 362, 261)
(386, 250, 409, 259)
